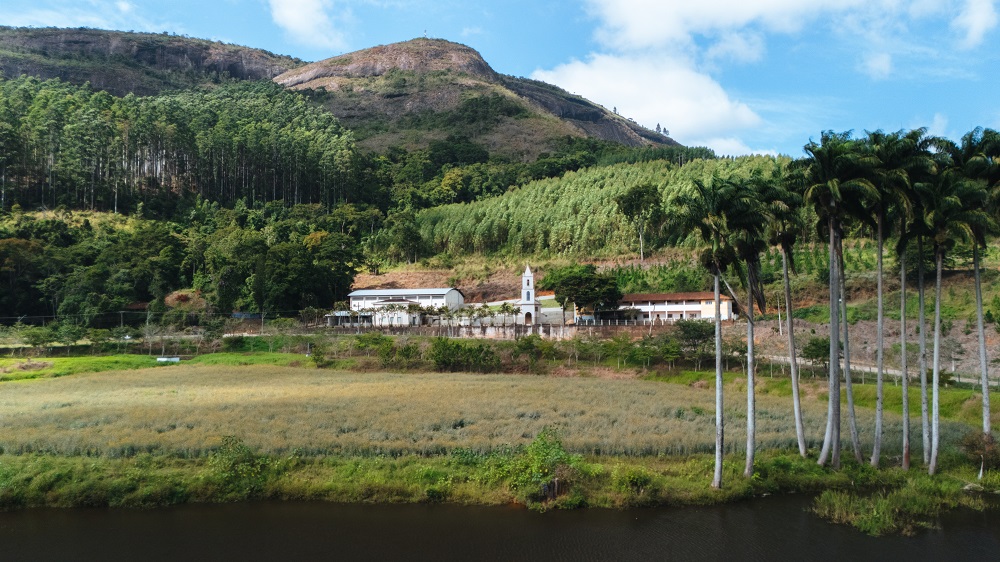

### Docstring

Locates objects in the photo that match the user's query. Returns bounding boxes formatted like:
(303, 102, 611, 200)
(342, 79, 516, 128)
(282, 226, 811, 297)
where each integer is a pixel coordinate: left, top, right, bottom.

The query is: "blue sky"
(4, 0, 1000, 157)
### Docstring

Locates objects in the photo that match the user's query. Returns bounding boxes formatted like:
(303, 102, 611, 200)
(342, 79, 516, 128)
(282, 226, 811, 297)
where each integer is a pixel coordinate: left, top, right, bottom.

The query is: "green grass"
(185, 352, 314, 368)
(0, 355, 168, 381)
(0, 353, 314, 381)
(813, 470, 987, 536)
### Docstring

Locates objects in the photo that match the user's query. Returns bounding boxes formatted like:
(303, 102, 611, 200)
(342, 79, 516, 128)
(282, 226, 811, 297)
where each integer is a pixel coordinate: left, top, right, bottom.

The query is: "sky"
(4, 0, 1000, 157)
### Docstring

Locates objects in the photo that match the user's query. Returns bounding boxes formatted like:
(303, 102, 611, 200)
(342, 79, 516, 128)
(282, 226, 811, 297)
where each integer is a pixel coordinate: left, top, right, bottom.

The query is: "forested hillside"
(0, 77, 355, 215)
(417, 156, 787, 256)
(0, 26, 303, 96)
(0, 203, 358, 325)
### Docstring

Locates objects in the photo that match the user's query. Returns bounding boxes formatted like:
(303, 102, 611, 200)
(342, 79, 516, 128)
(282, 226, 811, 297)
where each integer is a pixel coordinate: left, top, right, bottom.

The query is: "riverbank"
(1, 445, 995, 536)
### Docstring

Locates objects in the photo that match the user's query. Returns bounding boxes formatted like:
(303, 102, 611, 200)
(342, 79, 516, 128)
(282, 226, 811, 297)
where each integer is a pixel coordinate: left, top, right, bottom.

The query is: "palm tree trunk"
(712, 272, 724, 489)
(840, 252, 863, 464)
(745, 290, 756, 478)
(819, 220, 841, 468)
(900, 248, 911, 470)
(974, 244, 991, 436)
(871, 219, 885, 467)
(929, 250, 943, 475)
(918, 236, 930, 464)
(782, 246, 807, 457)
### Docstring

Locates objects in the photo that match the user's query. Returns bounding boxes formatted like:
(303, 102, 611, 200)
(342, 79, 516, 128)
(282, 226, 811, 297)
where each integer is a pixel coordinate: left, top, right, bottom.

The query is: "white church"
(330, 265, 731, 328)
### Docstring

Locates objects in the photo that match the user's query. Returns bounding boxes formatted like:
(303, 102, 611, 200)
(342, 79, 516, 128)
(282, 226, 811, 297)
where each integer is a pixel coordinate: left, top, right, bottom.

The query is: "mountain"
(276, 38, 676, 157)
(0, 28, 679, 157)
(0, 26, 304, 96)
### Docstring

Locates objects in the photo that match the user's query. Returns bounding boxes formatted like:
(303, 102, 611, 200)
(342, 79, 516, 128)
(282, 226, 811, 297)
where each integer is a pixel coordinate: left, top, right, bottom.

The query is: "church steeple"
(519, 265, 540, 325)
(522, 265, 534, 303)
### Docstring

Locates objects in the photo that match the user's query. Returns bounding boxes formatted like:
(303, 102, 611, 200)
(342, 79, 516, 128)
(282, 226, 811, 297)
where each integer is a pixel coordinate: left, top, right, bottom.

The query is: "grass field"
(0, 361, 977, 462)
(1, 358, 997, 535)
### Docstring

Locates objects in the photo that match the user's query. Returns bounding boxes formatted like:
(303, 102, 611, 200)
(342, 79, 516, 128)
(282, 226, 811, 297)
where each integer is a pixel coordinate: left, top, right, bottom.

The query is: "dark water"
(2, 495, 999, 561)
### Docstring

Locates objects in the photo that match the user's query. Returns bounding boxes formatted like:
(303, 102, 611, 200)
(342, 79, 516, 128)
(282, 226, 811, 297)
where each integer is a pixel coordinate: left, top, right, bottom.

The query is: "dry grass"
(1, 364, 966, 460)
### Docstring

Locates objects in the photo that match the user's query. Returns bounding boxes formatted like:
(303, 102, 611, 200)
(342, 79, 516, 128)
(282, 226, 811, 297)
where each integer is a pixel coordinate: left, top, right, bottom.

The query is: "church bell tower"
(519, 265, 541, 325)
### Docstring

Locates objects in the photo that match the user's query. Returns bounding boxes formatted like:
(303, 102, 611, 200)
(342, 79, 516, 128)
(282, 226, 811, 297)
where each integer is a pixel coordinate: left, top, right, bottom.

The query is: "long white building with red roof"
(617, 292, 735, 322)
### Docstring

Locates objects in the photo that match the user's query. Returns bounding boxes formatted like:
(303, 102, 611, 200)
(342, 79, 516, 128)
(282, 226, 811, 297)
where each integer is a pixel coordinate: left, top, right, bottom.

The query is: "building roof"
(620, 292, 732, 303)
(348, 288, 463, 298)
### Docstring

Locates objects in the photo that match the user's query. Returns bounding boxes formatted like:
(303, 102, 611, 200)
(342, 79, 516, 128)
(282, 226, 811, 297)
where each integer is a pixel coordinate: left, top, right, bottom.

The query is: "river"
(2, 495, 998, 561)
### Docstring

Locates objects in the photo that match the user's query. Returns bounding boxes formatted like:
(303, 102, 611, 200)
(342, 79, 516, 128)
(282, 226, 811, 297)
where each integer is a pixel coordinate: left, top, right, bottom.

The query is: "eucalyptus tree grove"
(0, 77, 356, 213)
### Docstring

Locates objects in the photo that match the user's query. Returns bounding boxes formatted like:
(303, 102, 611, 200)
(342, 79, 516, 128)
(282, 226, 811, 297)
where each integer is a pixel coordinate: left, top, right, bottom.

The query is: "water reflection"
(1, 495, 998, 561)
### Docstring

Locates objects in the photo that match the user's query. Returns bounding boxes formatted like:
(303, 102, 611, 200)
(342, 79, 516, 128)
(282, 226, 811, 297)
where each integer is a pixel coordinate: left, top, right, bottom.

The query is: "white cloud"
(267, 0, 350, 51)
(928, 113, 950, 137)
(861, 52, 893, 79)
(461, 26, 483, 37)
(532, 54, 761, 151)
(704, 31, 765, 64)
(952, 0, 998, 48)
(116, 1, 133, 14)
(583, 0, 865, 51)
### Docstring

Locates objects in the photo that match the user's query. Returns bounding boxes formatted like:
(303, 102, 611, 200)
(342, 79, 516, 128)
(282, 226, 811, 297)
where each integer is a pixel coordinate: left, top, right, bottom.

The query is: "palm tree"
(889, 128, 940, 470)
(919, 169, 991, 474)
(863, 128, 932, 467)
(770, 166, 807, 457)
(669, 173, 747, 488)
(940, 127, 1000, 439)
(497, 301, 517, 328)
(731, 172, 780, 477)
(801, 131, 877, 469)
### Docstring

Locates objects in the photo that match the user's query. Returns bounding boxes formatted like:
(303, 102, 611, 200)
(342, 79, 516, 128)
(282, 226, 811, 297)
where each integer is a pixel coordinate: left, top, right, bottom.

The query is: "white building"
(333, 288, 465, 326)
(618, 292, 734, 322)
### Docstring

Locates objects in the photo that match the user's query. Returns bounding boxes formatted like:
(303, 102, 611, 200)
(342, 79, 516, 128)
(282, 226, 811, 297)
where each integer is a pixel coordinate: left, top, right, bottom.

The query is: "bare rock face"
(276, 38, 497, 87)
(277, 38, 678, 153)
(0, 27, 303, 96)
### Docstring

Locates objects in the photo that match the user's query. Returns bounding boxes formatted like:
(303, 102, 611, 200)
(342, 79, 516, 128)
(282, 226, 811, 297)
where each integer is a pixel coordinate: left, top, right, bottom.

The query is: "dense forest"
(0, 74, 713, 326)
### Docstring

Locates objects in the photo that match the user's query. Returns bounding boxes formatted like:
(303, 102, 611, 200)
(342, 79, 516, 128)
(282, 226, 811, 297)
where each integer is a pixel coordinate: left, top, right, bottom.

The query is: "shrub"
(207, 436, 276, 498)
(611, 465, 657, 498)
(222, 336, 246, 352)
(429, 337, 499, 372)
(961, 430, 1000, 470)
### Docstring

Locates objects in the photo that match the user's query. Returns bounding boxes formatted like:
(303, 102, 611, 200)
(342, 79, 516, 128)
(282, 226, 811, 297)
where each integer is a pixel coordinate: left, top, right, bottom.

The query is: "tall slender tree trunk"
(900, 249, 911, 470)
(840, 254, 863, 464)
(745, 291, 756, 477)
(783, 246, 807, 457)
(871, 219, 885, 467)
(819, 220, 841, 468)
(929, 250, 943, 475)
(918, 236, 930, 464)
(712, 272, 724, 489)
(974, 244, 991, 436)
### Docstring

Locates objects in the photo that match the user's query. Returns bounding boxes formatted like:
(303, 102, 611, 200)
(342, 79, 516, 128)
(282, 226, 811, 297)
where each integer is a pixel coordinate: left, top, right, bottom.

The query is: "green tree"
(940, 127, 1000, 444)
(538, 264, 621, 323)
(615, 183, 663, 261)
(801, 130, 876, 469)
(20, 325, 56, 352)
(668, 173, 750, 489)
(919, 168, 993, 474)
